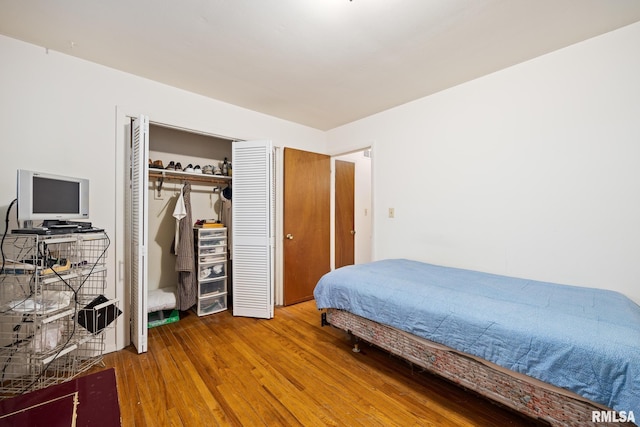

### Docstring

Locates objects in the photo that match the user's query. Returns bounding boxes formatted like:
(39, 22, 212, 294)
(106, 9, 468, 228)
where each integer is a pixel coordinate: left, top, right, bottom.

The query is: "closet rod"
(149, 170, 231, 193)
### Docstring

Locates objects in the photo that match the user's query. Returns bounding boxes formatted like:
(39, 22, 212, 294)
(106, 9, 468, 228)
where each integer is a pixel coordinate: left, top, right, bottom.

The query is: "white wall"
(327, 22, 640, 305)
(0, 34, 326, 352)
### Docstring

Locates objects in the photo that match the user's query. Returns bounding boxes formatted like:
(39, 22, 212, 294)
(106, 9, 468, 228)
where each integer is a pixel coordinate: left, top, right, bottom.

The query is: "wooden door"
(335, 160, 355, 269)
(283, 148, 330, 305)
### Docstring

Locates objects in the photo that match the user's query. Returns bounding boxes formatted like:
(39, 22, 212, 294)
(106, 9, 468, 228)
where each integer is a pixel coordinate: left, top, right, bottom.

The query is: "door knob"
(350, 230, 356, 235)
(286, 233, 294, 240)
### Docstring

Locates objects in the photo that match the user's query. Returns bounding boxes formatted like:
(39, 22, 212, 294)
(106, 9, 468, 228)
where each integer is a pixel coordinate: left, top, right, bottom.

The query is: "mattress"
(314, 259, 640, 416)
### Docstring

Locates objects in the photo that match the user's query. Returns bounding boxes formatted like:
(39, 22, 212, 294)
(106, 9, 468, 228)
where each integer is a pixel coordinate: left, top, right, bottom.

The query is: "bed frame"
(322, 308, 629, 427)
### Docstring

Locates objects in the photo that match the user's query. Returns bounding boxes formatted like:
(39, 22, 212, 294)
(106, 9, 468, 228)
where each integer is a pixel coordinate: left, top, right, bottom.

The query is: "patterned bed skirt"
(325, 308, 628, 427)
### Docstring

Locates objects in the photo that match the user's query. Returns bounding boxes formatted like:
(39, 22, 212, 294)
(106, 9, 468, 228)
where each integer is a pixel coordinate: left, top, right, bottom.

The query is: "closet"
(129, 116, 274, 354)
(146, 124, 233, 314)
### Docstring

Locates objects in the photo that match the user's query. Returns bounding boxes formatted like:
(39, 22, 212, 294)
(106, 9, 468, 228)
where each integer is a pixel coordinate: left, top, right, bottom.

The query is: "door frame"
(330, 147, 374, 270)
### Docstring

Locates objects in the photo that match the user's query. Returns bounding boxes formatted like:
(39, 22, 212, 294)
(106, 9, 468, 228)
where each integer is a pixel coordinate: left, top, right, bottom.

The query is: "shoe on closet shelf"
(194, 165, 202, 174)
(175, 162, 183, 171)
(151, 160, 164, 169)
(184, 164, 194, 172)
(202, 165, 214, 175)
(166, 161, 175, 170)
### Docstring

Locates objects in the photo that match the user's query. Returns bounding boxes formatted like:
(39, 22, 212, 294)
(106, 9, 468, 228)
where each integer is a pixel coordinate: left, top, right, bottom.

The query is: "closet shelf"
(149, 170, 231, 191)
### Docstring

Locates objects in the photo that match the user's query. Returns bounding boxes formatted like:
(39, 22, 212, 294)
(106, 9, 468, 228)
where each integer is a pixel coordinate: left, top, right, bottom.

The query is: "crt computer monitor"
(17, 169, 89, 226)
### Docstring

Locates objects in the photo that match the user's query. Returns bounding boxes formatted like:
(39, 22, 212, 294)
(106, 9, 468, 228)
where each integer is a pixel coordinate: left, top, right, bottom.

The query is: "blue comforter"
(314, 259, 640, 415)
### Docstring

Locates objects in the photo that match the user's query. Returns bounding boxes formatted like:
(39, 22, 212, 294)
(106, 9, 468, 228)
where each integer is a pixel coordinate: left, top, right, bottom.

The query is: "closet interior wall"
(147, 124, 232, 294)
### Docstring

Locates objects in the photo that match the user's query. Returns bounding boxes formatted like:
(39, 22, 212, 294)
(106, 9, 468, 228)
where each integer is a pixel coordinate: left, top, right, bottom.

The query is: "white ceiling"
(2, 0, 640, 131)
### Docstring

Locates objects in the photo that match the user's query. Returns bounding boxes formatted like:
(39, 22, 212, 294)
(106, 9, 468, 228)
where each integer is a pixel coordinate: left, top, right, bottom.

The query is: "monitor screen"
(32, 177, 80, 214)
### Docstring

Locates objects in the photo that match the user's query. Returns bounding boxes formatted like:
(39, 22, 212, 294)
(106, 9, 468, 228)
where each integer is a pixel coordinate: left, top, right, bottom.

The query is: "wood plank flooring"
(91, 301, 548, 426)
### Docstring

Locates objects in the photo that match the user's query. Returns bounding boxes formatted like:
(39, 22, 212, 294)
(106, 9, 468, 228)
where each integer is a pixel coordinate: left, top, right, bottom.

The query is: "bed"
(314, 259, 640, 426)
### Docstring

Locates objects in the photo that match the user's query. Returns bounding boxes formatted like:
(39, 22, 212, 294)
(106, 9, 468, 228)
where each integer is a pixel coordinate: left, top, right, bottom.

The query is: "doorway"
(333, 149, 372, 267)
(125, 114, 276, 353)
(335, 160, 355, 269)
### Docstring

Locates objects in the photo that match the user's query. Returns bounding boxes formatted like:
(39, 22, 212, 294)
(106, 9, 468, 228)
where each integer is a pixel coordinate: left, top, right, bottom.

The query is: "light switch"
(388, 208, 395, 218)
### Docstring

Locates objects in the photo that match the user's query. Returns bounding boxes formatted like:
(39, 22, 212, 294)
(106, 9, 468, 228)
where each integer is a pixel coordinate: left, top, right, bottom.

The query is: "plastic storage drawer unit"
(194, 227, 229, 316)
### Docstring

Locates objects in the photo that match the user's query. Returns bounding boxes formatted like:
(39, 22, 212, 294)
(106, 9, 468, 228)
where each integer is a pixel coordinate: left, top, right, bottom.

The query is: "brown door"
(283, 148, 331, 305)
(335, 160, 355, 269)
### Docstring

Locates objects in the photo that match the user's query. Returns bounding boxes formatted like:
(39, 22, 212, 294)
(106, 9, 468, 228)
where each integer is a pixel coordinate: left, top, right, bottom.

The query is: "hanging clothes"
(175, 182, 197, 311)
(172, 186, 187, 253)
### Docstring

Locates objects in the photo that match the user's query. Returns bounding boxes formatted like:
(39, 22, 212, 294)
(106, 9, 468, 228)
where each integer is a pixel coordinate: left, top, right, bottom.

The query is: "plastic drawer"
(198, 245, 227, 257)
(199, 278, 226, 297)
(198, 294, 227, 315)
(198, 237, 227, 247)
(198, 260, 226, 281)
(198, 228, 226, 238)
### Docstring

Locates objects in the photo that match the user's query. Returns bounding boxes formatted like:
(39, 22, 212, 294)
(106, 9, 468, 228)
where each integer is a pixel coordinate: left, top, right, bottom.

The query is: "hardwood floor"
(94, 301, 547, 426)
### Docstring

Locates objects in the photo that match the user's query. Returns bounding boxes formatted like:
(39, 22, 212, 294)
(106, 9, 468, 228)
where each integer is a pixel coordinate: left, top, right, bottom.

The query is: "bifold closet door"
(131, 115, 149, 353)
(232, 140, 275, 319)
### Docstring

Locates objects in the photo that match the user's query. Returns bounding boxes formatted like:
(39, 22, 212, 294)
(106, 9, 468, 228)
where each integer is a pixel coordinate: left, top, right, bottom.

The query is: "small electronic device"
(16, 169, 90, 226)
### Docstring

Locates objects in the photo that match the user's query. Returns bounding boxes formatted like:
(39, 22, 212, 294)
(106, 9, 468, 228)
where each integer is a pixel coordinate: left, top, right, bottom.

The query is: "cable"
(0, 198, 34, 315)
(0, 274, 35, 315)
(1, 322, 24, 383)
(1, 199, 18, 279)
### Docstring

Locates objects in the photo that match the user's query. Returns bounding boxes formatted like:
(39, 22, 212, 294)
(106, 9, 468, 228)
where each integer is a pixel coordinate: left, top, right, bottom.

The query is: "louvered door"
(131, 115, 149, 352)
(231, 140, 274, 319)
